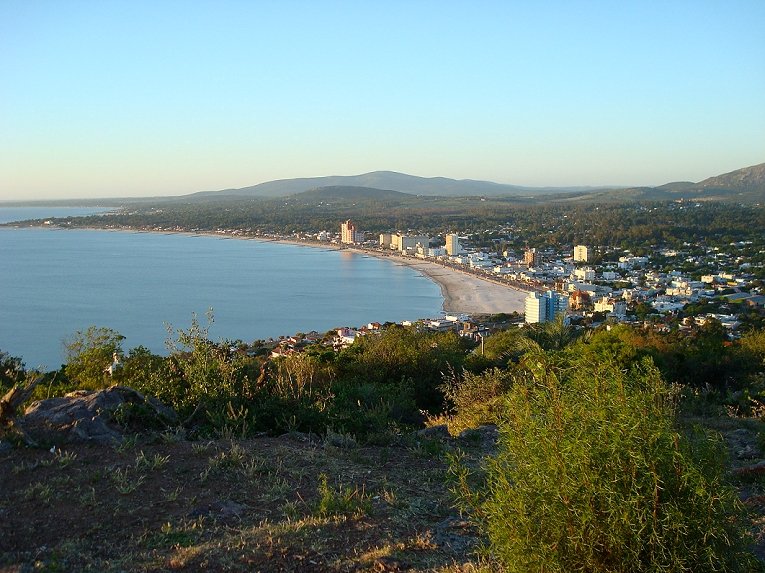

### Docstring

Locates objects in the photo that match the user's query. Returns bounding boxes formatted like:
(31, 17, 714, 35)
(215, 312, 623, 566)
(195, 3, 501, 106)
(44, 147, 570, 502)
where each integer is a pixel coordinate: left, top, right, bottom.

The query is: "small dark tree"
(63, 326, 125, 390)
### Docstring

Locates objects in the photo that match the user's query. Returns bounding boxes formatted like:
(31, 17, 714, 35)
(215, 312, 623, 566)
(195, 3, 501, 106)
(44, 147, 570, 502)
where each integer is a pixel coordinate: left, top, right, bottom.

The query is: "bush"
(453, 356, 753, 572)
(328, 379, 418, 444)
(63, 326, 125, 390)
(440, 367, 512, 433)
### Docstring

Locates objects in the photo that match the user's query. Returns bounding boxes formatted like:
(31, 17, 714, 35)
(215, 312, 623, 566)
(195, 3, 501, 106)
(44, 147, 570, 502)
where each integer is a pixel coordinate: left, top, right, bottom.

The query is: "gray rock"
(416, 425, 451, 440)
(458, 424, 499, 450)
(189, 499, 248, 520)
(19, 386, 176, 445)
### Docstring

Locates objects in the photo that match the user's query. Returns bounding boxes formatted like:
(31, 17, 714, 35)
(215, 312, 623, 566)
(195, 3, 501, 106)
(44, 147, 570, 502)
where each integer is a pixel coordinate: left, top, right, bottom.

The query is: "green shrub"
(440, 367, 512, 433)
(453, 356, 753, 572)
(63, 326, 125, 390)
(338, 328, 469, 412)
(327, 379, 417, 444)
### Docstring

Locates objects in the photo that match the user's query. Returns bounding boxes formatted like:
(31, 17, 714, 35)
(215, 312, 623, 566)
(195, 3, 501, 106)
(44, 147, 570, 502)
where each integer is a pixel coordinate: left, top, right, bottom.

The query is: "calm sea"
(0, 207, 443, 369)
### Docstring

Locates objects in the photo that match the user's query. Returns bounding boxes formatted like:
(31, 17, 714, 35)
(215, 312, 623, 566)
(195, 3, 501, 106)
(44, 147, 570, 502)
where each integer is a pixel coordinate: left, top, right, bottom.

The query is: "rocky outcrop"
(19, 386, 176, 445)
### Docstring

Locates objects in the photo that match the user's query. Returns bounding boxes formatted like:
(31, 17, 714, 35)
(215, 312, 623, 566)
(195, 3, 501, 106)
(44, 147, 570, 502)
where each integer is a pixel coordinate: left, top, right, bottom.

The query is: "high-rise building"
(525, 290, 569, 323)
(573, 245, 591, 263)
(341, 220, 363, 244)
(445, 234, 463, 256)
(524, 248, 540, 268)
(525, 292, 546, 323)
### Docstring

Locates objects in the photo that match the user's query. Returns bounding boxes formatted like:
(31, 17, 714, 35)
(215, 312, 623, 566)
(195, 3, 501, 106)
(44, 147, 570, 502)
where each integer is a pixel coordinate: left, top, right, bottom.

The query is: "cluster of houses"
(267, 313, 491, 359)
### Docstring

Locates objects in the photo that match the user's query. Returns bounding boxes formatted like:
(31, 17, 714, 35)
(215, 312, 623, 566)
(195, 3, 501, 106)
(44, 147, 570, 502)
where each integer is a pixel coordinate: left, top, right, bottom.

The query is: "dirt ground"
(0, 431, 488, 572)
(4, 414, 765, 572)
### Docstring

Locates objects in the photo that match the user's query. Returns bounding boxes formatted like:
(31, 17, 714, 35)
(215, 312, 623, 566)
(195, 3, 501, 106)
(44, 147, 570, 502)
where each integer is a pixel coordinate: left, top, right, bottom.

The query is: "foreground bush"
(453, 356, 754, 572)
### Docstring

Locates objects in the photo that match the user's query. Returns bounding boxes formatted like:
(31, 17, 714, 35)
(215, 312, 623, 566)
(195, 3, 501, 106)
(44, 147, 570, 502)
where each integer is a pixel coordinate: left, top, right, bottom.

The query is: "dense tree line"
(28, 198, 765, 260)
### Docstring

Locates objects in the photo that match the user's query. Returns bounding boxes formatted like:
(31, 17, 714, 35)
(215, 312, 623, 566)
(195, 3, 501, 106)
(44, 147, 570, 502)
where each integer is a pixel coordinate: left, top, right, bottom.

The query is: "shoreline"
(345, 248, 529, 315)
(191, 233, 531, 316)
(5, 223, 531, 316)
(181, 231, 532, 315)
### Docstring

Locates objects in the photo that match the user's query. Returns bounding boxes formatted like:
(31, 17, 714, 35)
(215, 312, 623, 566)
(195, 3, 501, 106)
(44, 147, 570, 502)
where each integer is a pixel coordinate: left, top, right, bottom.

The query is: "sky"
(1, 1, 764, 200)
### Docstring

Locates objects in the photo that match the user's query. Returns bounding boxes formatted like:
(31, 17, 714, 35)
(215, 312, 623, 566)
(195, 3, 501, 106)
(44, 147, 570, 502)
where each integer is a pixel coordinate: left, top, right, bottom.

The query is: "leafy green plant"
(440, 367, 512, 433)
(63, 326, 125, 390)
(452, 356, 754, 572)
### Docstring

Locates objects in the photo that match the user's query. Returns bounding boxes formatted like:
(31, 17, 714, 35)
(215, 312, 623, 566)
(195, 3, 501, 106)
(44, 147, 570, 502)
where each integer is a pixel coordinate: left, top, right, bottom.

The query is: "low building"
(574, 267, 596, 282)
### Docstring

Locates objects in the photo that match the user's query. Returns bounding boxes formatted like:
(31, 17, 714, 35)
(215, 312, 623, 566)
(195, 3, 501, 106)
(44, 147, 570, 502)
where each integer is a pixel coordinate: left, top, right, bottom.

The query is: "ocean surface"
(0, 207, 443, 369)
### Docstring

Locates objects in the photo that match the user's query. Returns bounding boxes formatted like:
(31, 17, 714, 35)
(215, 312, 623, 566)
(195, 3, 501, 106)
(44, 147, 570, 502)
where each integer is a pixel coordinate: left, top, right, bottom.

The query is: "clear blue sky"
(1, 1, 764, 200)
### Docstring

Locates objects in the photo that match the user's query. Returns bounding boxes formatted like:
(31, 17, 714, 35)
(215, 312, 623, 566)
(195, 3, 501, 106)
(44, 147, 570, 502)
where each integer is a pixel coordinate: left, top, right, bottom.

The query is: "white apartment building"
(525, 290, 569, 324)
(594, 296, 627, 317)
(574, 267, 596, 282)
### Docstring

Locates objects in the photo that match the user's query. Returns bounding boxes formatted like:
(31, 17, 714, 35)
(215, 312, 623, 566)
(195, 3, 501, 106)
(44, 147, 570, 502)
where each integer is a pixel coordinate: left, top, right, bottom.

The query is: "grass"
(134, 450, 170, 471)
(314, 473, 372, 518)
(111, 467, 146, 495)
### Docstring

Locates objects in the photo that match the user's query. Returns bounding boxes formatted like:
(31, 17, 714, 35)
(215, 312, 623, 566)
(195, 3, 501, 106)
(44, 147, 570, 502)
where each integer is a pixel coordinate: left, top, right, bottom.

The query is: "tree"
(522, 315, 581, 353)
(63, 327, 125, 390)
(0, 350, 24, 393)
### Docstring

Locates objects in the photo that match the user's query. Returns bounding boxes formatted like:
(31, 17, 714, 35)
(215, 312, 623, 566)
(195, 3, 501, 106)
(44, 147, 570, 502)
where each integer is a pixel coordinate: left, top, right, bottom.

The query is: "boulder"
(19, 386, 176, 445)
(458, 424, 499, 452)
(416, 424, 451, 440)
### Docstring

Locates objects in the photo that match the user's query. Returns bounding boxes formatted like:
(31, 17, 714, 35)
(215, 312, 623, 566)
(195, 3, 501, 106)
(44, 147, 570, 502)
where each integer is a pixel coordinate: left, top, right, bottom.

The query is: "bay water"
(0, 207, 443, 369)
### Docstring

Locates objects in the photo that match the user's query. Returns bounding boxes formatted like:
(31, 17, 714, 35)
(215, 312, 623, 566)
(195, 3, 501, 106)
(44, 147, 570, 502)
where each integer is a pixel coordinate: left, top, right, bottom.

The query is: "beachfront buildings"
(525, 290, 569, 324)
(574, 245, 591, 263)
(445, 234, 464, 256)
(382, 233, 430, 254)
(341, 220, 364, 244)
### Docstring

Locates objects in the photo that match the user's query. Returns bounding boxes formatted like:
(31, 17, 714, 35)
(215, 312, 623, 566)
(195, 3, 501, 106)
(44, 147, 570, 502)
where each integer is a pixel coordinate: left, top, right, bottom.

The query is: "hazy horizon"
(2, 2, 764, 201)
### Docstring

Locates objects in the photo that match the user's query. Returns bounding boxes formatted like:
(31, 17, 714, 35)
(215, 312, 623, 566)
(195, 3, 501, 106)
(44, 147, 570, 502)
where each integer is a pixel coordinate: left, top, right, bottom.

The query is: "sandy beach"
(361, 254, 529, 315)
(264, 237, 530, 315)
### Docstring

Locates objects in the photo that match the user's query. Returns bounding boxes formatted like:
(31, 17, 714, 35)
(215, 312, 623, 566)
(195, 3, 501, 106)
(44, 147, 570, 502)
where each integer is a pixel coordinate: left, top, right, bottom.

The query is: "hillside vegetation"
(3, 318, 765, 571)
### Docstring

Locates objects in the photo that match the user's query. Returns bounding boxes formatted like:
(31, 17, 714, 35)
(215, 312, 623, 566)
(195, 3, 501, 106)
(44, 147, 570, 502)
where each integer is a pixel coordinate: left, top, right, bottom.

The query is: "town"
(322, 218, 762, 326)
(198, 213, 764, 359)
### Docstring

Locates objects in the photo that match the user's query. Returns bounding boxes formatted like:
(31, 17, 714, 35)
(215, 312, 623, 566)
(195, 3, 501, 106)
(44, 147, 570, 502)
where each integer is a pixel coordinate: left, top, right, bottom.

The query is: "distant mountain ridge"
(698, 162, 765, 191)
(185, 163, 765, 203)
(188, 170, 611, 199)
